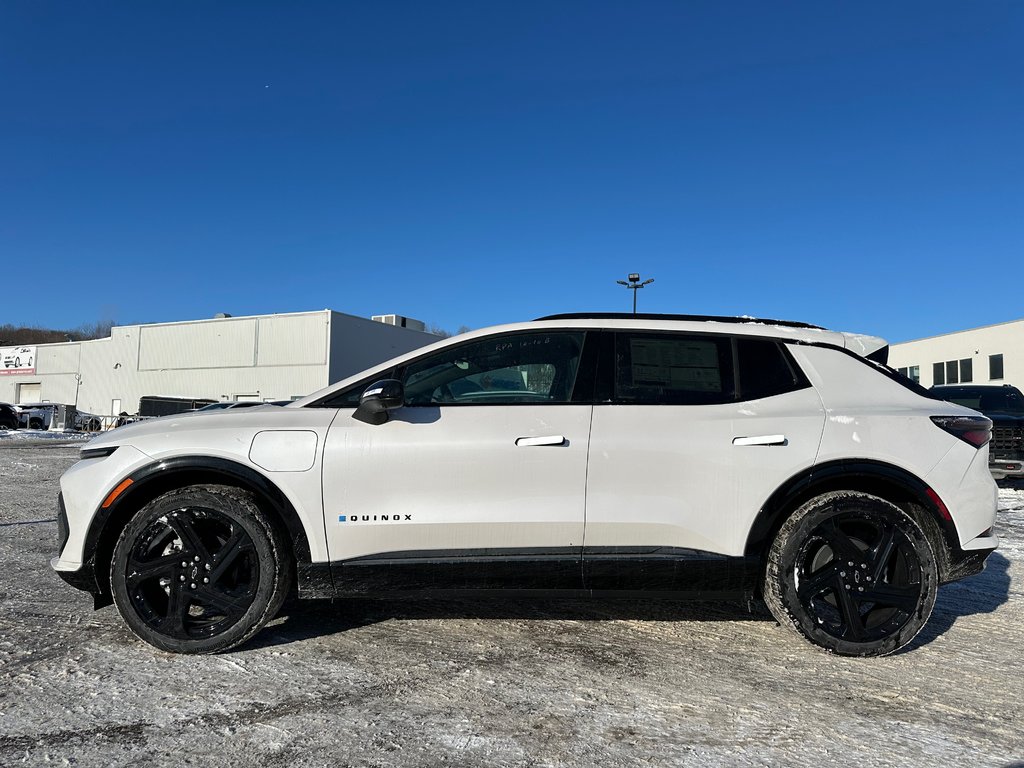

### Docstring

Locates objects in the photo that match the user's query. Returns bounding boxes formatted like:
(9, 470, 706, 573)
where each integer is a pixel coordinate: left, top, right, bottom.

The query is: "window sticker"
(629, 338, 722, 392)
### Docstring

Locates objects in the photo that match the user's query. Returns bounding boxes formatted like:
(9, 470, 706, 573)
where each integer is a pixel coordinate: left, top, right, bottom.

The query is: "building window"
(959, 358, 973, 383)
(933, 362, 945, 386)
(990, 354, 1004, 381)
(946, 360, 959, 385)
(897, 366, 921, 384)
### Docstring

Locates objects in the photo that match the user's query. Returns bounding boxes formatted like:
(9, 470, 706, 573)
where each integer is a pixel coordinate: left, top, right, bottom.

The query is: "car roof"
(293, 314, 887, 407)
(536, 312, 825, 330)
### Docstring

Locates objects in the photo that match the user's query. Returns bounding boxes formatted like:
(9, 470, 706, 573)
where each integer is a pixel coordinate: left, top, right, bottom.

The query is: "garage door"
(17, 383, 41, 404)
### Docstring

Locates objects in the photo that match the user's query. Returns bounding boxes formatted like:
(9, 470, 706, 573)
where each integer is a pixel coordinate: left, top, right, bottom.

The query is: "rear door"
(583, 331, 825, 592)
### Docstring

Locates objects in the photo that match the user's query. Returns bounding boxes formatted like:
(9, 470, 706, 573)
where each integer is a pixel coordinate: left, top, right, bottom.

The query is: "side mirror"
(352, 379, 404, 425)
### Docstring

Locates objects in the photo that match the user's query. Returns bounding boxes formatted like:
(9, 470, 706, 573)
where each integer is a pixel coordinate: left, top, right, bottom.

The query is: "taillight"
(930, 416, 992, 448)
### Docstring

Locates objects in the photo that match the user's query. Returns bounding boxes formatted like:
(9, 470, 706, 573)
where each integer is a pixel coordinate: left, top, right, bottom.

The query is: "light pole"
(616, 273, 654, 314)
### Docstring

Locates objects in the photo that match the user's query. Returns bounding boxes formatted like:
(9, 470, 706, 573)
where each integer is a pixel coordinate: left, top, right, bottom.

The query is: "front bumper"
(52, 491, 108, 606)
(51, 555, 103, 599)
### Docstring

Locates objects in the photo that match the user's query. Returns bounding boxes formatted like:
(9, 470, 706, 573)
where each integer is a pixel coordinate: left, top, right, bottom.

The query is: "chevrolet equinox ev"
(52, 313, 999, 657)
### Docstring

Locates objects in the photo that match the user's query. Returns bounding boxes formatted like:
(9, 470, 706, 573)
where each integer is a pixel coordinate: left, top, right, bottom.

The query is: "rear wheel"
(110, 484, 291, 653)
(763, 491, 938, 657)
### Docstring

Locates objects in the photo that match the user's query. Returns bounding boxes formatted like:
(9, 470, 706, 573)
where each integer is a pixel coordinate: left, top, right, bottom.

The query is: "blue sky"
(2, 2, 1021, 342)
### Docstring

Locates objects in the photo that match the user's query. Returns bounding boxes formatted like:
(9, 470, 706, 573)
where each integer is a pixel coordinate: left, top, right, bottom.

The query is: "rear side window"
(611, 333, 807, 405)
(613, 334, 735, 405)
(736, 338, 808, 401)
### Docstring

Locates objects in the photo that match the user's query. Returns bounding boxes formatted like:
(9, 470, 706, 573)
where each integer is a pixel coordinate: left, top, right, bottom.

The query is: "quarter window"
(735, 338, 807, 400)
(403, 332, 585, 405)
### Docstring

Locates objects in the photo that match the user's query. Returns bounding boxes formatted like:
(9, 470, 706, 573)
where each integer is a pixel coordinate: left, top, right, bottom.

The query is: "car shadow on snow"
(898, 551, 1012, 654)
(248, 597, 772, 650)
(250, 554, 1012, 653)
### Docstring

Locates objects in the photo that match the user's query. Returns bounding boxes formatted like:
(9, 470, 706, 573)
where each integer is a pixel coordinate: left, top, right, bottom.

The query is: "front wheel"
(763, 491, 938, 657)
(110, 484, 291, 653)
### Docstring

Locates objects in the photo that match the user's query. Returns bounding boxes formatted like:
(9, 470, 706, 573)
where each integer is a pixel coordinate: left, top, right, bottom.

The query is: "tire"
(29, 417, 44, 430)
(110, 484, 292, 654)
(763, 491, 938, 657)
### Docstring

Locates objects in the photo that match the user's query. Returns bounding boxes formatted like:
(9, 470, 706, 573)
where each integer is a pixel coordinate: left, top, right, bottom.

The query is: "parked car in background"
(16, 403, 55, 430)
(931, 384, 1024, 480)
(0, 402, 18, 430)
(53, 313, 998, 658)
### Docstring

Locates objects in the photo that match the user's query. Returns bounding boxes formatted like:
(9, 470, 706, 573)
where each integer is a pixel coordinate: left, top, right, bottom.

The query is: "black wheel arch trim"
(76, 455, 317, 605)
(745, 459, 963, 574)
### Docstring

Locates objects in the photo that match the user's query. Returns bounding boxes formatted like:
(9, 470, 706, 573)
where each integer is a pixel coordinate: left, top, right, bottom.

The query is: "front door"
(322, 330, 593, 595)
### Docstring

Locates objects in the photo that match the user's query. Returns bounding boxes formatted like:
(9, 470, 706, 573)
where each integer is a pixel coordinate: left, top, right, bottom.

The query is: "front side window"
(403, 331, 585, 405)
(613, 333, 734, 405)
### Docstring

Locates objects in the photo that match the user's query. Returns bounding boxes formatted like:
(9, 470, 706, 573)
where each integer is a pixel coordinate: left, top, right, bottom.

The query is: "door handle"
(515, 435, 567, 447)
(732, 434, 787, 446)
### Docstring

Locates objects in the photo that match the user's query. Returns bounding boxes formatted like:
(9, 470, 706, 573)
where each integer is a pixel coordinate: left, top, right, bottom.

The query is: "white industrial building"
(0, 310, 437, 417)
(888, 318, 1023, 389)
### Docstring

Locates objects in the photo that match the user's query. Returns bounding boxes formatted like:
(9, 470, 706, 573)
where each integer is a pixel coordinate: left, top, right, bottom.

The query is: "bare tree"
(426, 323, 472, 338)
(0, 316, 116, 345)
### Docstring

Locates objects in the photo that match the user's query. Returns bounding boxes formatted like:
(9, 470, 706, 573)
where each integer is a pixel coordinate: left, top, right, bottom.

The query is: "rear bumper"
(943, 546, 996, 584)
(941, 529, 998, 584)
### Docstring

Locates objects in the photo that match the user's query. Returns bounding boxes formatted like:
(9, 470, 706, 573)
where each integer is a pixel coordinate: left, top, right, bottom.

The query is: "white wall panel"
(257, 314, 328, 366)
(889, 319, 1024, 389)
(37, 343, 81, 375)
(139, 319, 257, 370)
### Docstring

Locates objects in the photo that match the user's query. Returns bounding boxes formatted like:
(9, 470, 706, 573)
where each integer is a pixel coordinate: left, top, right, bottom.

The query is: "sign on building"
(0, 345, 37, 375)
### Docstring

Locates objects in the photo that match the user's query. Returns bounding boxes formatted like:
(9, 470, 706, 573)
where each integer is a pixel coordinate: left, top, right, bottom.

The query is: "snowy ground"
(0, 446, 1021, 767)
(0, 429, 91, 446)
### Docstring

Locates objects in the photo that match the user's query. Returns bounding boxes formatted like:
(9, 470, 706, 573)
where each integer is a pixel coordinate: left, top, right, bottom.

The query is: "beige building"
(888, 318, 1024, 390)
(0, 310, 436, 416)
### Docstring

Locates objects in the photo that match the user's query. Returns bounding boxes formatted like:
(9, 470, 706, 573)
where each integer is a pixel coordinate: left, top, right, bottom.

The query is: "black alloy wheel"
(111, 485, 291, 654)
(764, 491, 938, 657)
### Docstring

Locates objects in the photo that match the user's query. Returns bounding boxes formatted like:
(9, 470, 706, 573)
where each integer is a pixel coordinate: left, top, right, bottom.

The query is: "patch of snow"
(0, 429, 90, 443)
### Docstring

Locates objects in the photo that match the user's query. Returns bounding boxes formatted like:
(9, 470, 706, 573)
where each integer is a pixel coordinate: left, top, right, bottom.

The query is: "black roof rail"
(534, 312, 825, 330)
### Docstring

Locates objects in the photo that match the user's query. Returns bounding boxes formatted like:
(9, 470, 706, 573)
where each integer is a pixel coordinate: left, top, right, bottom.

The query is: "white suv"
(52, 313, 999, 656)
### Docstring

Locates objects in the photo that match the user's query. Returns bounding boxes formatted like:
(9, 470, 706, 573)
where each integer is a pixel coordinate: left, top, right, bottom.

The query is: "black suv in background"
(0, 402, 18, 430)
(931, 384, 1024, 480)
